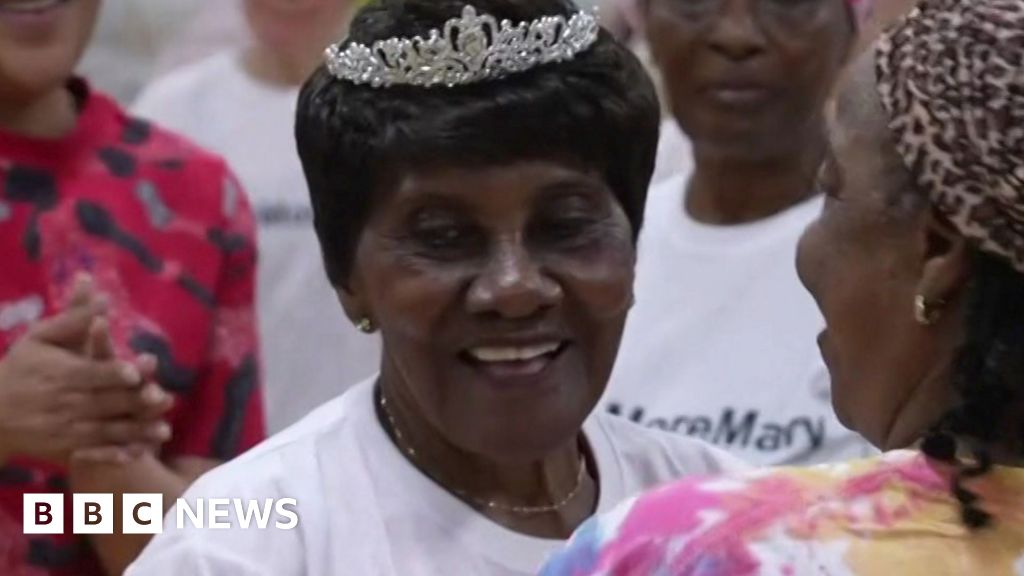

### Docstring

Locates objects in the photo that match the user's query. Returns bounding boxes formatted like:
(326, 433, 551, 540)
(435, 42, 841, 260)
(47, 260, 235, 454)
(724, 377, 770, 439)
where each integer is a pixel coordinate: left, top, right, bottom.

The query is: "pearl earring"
(356, 318, 375, 333)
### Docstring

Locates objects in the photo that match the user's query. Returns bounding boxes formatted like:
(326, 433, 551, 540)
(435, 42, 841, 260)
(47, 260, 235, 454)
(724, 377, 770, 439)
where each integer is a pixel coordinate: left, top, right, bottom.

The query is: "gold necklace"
(378, 390, 589, 515)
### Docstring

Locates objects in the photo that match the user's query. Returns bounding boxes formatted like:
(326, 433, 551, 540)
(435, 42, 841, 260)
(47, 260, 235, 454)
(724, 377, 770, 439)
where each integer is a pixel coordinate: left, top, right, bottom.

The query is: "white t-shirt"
(135, 53, 381, 433)
(650, 118, 695, 186)
(602, 121, 873, 467)
(126, 380, 747, 576)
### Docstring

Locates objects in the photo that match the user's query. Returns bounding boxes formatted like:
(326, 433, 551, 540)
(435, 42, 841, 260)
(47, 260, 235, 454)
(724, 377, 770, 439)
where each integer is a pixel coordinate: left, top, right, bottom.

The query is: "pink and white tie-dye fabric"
(542, 450, 1024, 575)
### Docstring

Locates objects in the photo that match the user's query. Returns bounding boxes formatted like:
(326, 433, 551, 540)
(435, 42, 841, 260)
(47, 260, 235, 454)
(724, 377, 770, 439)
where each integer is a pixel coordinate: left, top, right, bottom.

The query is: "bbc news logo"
(24, 494, 299, 535)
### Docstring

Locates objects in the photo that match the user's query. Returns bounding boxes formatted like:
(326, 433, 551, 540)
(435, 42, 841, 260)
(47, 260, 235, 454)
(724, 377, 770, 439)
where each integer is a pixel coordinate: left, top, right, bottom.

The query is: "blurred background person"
(606, 0, 644, 42)
(135, 0, 381, 433)
(0, 0, 265, 572)
(602, 0, 875, 466)
(584, 0, 640, 41)
(77, 0, 248, 104)
(77, 0, 202, 102)
(150, 0, 249, 77)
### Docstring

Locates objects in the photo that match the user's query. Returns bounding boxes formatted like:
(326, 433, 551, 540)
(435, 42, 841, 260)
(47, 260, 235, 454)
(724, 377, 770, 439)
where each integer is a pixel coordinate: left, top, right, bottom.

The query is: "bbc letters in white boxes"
(23, 494, 299, 534)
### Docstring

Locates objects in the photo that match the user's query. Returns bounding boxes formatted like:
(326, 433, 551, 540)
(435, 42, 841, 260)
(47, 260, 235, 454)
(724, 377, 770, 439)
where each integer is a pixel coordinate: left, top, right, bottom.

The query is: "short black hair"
(296, 0, 661, 287)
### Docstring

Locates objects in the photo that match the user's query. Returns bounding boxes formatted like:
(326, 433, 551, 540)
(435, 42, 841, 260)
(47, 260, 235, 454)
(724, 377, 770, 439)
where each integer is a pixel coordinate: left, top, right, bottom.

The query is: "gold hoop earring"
(914, 294, 946, 326)
(356, 318, 375, 334)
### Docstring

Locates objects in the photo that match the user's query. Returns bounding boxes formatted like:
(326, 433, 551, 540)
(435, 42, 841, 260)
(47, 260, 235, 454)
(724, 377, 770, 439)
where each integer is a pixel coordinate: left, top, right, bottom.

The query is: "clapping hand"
(0, 275, 175, 467)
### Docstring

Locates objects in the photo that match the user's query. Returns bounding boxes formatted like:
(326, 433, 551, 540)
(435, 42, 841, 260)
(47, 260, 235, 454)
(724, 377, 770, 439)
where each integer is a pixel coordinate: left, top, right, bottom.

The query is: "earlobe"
(914, 211, 971, 316)
(336, 281, 373, 331)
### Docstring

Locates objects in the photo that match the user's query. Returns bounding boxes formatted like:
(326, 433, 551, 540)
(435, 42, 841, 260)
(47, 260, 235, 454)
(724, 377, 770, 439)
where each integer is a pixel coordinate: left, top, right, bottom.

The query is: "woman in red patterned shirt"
(0, 1, 266, 574)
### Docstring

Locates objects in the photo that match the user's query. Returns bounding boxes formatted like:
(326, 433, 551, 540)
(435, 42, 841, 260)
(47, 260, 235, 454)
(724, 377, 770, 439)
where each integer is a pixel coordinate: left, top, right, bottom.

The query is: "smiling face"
(644, 0, 852, 158)
(795, 53, 963, 448)
(342, 159, 636, 461)
(0, 0, 100, 105)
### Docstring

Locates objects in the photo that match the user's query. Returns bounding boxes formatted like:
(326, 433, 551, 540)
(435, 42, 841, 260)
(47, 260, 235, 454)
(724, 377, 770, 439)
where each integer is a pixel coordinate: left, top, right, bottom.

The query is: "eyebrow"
(537, 176, 607, 195)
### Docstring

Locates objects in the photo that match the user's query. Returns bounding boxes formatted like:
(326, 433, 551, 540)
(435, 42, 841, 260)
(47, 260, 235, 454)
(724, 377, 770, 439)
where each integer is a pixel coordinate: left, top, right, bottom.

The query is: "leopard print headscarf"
(876, 0, 1024, 272)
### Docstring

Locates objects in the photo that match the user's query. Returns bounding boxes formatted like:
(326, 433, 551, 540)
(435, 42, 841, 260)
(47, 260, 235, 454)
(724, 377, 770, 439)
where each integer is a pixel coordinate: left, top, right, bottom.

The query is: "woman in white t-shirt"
(135, 0, 381, 434)
(602, 0, 877, 467)
(125, 1, 745, 575)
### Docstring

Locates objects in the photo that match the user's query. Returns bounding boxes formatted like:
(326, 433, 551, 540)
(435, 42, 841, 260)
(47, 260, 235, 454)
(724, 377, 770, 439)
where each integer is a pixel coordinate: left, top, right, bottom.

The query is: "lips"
(701, 79, 774, 108)
(466, 342, 563, 363)
(460, 339, 570, 381)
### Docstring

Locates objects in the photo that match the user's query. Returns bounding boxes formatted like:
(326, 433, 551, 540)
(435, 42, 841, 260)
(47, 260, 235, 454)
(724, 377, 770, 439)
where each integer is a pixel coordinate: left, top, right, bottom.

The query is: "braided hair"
(920, 250, 1024, 529)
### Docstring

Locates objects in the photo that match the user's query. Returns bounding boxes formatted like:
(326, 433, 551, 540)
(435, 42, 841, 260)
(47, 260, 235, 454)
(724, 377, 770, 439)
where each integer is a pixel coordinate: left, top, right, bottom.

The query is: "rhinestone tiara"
(325, 5, 600, 89)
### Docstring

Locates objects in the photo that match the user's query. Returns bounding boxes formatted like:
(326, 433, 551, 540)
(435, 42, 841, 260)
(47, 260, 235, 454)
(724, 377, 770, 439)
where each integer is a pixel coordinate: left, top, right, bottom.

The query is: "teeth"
(468, 342, 561, 363)
(0, 0, 63, 13)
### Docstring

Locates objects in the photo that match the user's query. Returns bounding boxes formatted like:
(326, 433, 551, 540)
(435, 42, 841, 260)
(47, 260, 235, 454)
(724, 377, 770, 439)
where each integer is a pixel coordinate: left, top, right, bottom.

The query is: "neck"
(892, 378, 1024, 468)
(244, 42, 327, 88)
(685, 133, 825, 225)
(376, 363, 597, 538)
(0, 85, 78, 139)
(882, 364, 958, 452)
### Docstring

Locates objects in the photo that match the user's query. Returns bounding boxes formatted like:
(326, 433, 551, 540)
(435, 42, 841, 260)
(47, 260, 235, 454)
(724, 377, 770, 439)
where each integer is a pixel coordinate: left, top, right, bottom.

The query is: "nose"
(707, 0, 767, 62)
(466, 238, 562, 320)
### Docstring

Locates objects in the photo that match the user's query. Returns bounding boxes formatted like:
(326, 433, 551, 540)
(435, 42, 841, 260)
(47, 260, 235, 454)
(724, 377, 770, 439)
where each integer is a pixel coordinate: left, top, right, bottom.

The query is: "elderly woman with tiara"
(126, 1, 746, 575)
(543, 0, 1024, 573)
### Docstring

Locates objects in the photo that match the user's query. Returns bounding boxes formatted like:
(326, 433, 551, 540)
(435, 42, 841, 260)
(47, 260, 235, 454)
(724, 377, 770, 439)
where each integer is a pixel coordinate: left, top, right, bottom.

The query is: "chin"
(444, 375, 599, 462)
(830, 380, 855, 429)
(688, 125, 780, 161)
(485, 412, 591, 463)
(0, 65, 70, 104)
(834, 401, 887, 451)
(0, 42, 88, 101)
(832, 402, 856, 435)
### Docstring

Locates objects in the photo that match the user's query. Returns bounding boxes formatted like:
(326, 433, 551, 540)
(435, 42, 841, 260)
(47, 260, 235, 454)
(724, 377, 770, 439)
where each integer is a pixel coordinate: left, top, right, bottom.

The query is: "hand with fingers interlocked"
(0, 274, 175, 467)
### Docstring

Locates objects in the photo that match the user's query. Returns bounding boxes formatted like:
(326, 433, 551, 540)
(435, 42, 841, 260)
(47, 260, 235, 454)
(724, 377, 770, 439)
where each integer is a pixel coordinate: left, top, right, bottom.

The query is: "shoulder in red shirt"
(0, 80, 266, 576)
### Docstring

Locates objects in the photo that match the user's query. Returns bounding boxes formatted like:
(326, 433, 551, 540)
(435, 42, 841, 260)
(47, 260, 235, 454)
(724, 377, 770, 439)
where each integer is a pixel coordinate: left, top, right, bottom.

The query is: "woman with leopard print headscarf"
(542, 0, 1024, 573)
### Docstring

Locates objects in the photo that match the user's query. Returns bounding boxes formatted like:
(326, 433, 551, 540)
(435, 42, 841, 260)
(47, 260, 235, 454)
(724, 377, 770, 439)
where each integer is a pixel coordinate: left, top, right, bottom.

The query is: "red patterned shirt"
(0, 80, 266, 575)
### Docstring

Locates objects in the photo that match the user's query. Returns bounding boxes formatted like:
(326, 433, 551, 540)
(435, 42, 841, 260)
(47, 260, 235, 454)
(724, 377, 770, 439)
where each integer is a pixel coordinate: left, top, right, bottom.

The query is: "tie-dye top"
(542, 450, 1024, 575)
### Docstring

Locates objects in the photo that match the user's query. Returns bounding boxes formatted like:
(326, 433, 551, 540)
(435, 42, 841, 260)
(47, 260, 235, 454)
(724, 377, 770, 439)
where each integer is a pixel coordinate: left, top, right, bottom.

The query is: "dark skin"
(0, 277, 171, 467)
(0, 0, 99, 137)
(338, 160, 637, 538)
(854, 0, 918, 54)
(796, 51, 969, 452)
(67, 303, 216, 576)
(642, 0, 854, 224)
(0, 1, 224, 571)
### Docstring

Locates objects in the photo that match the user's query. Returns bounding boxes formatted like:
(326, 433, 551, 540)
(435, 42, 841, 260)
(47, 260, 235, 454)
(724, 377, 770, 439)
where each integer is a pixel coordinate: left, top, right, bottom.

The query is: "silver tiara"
(325, 5, 600, 89)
